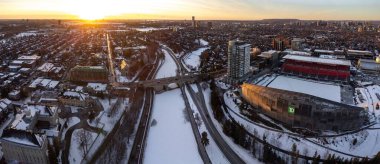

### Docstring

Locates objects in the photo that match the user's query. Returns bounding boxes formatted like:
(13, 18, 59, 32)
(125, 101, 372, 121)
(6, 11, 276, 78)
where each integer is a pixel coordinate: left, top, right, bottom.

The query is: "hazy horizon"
(1, 0, 379, 20)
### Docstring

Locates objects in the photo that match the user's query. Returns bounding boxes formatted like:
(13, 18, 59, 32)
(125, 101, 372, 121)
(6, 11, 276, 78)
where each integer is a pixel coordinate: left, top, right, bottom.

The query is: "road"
(187, 84, 245, 164)
(106, 33, 116, 84)
(180, 85, 212, 164)
(163, 44, 245, 164)
(128, 88, 154, 164)
(128, 46, 161, 163)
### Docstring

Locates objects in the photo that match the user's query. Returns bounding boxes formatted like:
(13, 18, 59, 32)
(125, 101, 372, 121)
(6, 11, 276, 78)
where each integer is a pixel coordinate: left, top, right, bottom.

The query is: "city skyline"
(1, 0, 380, 20)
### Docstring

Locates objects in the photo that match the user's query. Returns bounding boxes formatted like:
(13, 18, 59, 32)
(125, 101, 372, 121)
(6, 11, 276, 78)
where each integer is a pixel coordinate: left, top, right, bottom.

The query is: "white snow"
(355, 85, 380, 117)
(87, 83, 107, 92)
(155, 48, 178, 79)
(182, 47, 209, 71)
(15, 31, 40, 38)
(199, 39, 209, 46)
(201, 86, 262, 163)
(115, 68, 131, 83)
(144, 89, 203, 164)
(69, 129, 96, 164)
(184, 85, 230, 164)
(134, 27, 168, 32)
(259, 75, 341, 102)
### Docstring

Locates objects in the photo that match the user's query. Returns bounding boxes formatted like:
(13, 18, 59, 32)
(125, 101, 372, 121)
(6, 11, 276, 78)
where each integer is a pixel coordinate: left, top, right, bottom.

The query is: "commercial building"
(192, 16, 196, 28)
(69, 66, 108, 83)
(241, 83, 367, 132)
(272, 35, 290, 51)
(358, 58, 380, 73)
(346, 50, 373, 60)
(291, 38, 304, 51)
(258, 50, 279, 67)
(227, 40, 251, 82)
(282, 54, 351, 81)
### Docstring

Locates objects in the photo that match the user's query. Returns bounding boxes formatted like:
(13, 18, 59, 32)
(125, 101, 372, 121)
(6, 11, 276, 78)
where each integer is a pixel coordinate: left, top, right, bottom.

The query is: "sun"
(75, 9, 107, 20)
(63, 0, 113, 20)
(60, 0, 157, 20)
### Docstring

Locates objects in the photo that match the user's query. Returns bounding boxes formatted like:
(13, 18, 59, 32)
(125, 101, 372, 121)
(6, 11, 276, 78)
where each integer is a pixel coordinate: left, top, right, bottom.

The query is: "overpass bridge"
(112, 70, 226, 92)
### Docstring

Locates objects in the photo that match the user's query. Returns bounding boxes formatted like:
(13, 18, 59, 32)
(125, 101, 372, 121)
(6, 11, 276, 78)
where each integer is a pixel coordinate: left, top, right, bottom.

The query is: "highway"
(128, 45, 162, 164)
(187, 84, 245, 164)
(180, 86, 212, 164)
(128, 88, 154, 164)
(163, 44, 245, 164)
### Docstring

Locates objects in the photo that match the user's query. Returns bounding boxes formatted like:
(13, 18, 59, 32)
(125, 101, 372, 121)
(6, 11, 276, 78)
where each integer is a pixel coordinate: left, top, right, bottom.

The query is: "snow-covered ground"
(224, 89, 380, 159)
(144, 89, 203, 164)
(355, 85, 380, 117)
(155, 48, 178, 79)
(198, 39, 209, 46)
(69, 129, 97, 164)
(95, 98, 127, 132)
(61, 117, 80, 141)
(134, 27, 168, 32)
(257, 75, 341, 102)
(115, 68, 131, 83)
(15, 31, 39, 38)
(182, 47, 209, 71)
(201, 85, 262, 163)
(184, 84, 230, 164)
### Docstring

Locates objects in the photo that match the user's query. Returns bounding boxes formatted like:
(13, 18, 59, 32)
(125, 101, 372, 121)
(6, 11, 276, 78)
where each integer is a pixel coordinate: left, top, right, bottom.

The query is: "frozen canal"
(155, 48, 177, 79)
(145, 46, 202, 163)
(143, 89, 202, 164)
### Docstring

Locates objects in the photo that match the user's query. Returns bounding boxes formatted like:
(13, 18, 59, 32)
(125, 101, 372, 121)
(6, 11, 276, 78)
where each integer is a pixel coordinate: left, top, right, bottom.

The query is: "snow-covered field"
(155, 48, 177, 79)
(144, 89, 203, 164)
(258, 75, 341, 102)
(182, 47, 209, 71)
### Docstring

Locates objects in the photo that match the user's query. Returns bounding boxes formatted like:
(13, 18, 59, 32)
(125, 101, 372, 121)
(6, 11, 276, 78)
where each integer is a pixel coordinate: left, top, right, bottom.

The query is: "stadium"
(241, 83, 368, 132)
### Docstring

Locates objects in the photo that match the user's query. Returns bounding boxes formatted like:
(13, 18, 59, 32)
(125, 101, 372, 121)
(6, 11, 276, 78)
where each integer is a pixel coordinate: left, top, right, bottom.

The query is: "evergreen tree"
(291, 143, 298, 164)
(201, 131, 210, 146)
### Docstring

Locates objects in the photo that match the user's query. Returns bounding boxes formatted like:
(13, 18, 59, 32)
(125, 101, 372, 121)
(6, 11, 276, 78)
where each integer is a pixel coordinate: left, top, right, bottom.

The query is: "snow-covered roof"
(17, 55, 41, 61)
(283, 54, 351, 66)
(1, 129, 45, 147)
(10, 105, 57, 131)
(40, 79, 52, 87)
(47, 81, 59, 89)
(29, 78, 59, 89)
(37, 63, 54, 72)
(29, 78, 43, 88)
(10, 60, 24, 65)
(63, 91, 87, 100)
(87, 83, 107, 92)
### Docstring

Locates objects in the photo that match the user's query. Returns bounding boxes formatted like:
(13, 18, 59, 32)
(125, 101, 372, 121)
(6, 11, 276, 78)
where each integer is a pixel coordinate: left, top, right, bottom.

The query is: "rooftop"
(283, 54, 351, 66)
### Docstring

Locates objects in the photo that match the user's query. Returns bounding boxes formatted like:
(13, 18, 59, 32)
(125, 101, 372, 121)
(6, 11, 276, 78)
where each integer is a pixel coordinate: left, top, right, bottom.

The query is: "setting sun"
(63, 0, 127, 20)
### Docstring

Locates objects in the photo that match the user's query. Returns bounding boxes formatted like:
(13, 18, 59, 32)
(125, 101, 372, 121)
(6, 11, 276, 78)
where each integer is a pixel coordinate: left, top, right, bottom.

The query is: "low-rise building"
(358, 58, 380, 73)
(69, 66, 108, 83)
(0, 129, 49, 164)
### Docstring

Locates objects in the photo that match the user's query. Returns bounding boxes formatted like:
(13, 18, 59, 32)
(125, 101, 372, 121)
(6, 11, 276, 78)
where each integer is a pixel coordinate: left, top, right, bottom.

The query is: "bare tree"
(75, 129, 93, 157)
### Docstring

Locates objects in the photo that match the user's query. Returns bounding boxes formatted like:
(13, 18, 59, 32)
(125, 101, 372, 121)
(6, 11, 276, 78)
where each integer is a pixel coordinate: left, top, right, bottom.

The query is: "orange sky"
(1, 0, 379, 20)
